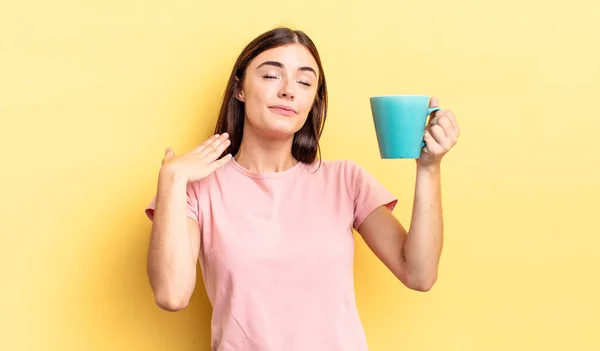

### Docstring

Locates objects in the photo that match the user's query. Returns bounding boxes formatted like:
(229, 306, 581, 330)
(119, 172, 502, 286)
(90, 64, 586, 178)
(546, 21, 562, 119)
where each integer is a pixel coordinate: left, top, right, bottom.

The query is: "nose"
(278, 77, 295, 100)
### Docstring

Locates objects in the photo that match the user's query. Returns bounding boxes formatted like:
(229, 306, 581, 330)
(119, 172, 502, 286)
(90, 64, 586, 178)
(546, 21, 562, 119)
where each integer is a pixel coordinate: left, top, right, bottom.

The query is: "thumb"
(429, 96, 439, 108)
(162, 147, 175, 164)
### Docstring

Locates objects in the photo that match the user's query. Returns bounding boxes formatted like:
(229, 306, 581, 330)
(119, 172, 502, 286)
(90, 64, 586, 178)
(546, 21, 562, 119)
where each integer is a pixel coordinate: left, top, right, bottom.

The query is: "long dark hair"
(213, 27, 328, 164)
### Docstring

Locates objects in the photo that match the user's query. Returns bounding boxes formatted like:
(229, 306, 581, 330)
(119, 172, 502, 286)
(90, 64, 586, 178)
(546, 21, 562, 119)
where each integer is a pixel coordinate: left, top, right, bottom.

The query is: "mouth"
(268, 105, 297, 116)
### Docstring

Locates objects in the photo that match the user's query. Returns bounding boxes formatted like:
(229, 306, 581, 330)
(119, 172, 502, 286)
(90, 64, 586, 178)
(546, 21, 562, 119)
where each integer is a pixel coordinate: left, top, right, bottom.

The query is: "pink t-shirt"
(145, 158, 397, 351)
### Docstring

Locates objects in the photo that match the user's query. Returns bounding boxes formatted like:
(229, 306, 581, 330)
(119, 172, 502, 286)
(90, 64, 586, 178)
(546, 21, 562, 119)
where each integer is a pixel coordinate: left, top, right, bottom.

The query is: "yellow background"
(2, 0, 599, 350)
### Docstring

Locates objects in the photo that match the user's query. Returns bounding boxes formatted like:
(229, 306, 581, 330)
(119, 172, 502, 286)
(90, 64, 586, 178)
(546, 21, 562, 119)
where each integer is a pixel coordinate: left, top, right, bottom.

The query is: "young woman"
(144, 27, 460, 350)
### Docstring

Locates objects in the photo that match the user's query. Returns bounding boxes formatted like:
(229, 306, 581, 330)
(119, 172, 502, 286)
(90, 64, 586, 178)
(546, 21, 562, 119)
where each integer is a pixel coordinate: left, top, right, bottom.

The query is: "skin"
(147, 43, 460, 312)
(234, 43, 320, 173)
(358, 97, 460, 291)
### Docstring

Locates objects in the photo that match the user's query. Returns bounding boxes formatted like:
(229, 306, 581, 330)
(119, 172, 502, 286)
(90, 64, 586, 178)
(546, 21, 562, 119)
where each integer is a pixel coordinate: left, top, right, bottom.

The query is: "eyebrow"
(256, 60, 317, 78)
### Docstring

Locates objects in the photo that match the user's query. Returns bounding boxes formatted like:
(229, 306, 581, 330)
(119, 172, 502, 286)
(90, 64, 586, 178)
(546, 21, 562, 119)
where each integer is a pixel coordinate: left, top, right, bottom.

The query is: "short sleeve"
(344, 160, 398, 230)
(144, 181, 200, 224)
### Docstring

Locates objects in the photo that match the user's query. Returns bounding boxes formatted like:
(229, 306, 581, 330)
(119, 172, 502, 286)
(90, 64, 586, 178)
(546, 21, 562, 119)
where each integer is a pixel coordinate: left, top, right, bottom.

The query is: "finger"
(209, 153, 233, 171)
(437, 116, 456, 142)
(166, 147, 175, 158)
(162, 147, 175, 165)
(429, 109, 445, 125)
(444, 110, 459, 132)
(429, 114, 441, 126)
(192, 133, 220, 153)
(198, 133, 229, 157)
(203, 138, 231, 162)
(446, 111, 460, 137)
(423, 129, 442, 154)
(192, 133, 222, 153)
(429, 96, 439, 108)
(430, 124, 453, 150)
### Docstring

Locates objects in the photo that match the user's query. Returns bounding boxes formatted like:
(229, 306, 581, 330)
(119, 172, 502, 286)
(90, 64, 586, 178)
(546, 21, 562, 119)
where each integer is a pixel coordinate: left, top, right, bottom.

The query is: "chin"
(246, 110, 307, 139)
(257, 118, 301, 138)
(264, 125, 300, 139)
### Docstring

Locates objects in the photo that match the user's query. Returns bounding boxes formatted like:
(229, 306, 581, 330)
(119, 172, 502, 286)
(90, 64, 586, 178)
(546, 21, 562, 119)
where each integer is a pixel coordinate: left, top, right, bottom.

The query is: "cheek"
(245, 88, 270, 112)
(243, 92, 266, 121)
(298, 92, 317, 115)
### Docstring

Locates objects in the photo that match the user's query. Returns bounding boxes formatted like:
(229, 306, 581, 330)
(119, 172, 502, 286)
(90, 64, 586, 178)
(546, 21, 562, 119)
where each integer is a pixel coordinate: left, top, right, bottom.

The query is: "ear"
(235, 77, 245, 102)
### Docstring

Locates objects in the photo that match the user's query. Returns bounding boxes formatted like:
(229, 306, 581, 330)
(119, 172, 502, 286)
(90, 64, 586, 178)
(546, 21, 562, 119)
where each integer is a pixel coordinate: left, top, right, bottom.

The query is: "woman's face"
(237, 43, 319, 139)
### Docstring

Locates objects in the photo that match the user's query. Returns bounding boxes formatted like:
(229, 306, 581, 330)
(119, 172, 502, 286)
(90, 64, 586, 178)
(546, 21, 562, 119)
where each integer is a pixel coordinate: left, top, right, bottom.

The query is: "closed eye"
(262, 74, 312, 87)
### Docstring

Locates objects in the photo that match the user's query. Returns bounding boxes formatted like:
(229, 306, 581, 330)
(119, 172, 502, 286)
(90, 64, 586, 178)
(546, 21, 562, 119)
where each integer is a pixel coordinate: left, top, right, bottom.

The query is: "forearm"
(403, 163, 443, 290)
(147, 168, 197, 309)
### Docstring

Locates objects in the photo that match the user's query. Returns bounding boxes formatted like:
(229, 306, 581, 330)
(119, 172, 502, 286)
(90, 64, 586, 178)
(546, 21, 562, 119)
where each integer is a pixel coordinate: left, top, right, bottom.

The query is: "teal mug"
(369, 95, 441, 159)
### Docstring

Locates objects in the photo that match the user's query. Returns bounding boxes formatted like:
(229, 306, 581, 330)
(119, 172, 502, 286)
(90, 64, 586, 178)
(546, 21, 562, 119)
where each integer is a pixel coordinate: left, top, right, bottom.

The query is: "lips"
(269, 105, 297, 116)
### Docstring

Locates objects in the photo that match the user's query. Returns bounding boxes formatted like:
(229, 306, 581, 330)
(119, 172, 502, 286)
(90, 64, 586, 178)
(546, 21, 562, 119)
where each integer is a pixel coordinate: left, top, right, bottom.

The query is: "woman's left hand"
(417, 97, 460, 168)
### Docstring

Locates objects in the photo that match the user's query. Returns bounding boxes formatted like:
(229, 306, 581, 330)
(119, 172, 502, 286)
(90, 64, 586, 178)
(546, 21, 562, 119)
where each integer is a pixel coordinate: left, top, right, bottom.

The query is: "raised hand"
(160, 133, 233, 182)
(418, 97, 460, 167)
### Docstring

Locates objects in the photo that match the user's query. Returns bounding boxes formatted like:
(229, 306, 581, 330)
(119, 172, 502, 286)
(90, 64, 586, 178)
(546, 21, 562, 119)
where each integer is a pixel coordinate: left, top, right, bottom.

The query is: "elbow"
(404, 272, 438, 292)
(154, 291, 191, 312)
(147, 264, 194, 311)
(411, 280, 436, 292)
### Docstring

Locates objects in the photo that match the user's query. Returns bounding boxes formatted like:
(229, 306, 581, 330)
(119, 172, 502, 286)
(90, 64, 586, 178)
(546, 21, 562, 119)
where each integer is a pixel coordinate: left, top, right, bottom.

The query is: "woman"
(145, 27, 459, 350)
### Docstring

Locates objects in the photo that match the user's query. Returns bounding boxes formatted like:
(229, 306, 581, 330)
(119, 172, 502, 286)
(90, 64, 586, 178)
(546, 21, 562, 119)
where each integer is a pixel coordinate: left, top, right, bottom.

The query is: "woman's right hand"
(160, 133, 232, 182)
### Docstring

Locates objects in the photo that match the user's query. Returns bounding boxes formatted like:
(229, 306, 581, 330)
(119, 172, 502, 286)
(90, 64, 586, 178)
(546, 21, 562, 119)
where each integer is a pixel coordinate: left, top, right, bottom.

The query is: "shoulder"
(302, 159, 372, 191)
(313, 159, 389, 192)
(303, 159, 364, 174)
(186, 161, 235, 193)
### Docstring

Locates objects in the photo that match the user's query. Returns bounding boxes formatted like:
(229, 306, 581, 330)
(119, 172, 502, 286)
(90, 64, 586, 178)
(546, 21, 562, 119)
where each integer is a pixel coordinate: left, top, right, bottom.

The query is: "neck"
(234, 127, 298, 173)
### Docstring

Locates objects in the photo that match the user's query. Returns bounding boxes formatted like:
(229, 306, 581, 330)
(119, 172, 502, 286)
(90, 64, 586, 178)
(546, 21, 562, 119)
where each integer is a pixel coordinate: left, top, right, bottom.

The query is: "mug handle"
(422, 107, 442, 147)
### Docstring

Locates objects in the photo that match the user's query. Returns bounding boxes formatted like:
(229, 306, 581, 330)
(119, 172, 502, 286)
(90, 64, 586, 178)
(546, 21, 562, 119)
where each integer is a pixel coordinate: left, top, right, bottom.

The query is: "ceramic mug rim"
(370, 94, 430, 98)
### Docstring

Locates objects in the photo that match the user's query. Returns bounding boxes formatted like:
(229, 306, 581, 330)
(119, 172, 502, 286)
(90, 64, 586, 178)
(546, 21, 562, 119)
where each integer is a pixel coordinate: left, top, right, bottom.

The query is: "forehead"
(250, 44, 318, 72)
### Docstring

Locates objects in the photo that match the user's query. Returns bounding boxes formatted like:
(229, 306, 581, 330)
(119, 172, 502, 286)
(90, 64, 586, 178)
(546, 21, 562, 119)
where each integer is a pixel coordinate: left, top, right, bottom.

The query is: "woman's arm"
(146, 135, 231, 311)
(357, 164, 443, 291)
(147, 169, 201, 311)
(357, 98, 459, 291)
